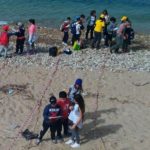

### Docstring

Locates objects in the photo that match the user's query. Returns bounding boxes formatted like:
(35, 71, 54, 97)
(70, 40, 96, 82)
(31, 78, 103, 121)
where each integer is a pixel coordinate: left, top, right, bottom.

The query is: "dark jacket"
(43, 104, 62, 123)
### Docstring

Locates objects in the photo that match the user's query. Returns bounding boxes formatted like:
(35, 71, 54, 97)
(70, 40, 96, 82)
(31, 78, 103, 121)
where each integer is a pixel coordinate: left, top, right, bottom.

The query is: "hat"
(121, 16, 127, 21)
(75, 79, 82, 86)
(17, 22, 23, 27)
(100, 14, 105, 19)
(2, 25, 9, 31)
(49, 96, 56, 104)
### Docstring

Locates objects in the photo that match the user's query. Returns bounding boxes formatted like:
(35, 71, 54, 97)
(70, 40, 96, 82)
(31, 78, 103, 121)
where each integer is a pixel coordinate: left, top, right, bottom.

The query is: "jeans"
(92, 31, 102, 49)
(110, 35, 123, 53)
(71, 127, 80, 144)
(0, 45, 8, 58)
(63, 32, 69, 44)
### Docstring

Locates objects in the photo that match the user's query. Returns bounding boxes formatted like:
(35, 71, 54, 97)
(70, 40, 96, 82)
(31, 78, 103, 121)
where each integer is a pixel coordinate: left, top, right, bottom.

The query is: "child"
(57, 91, 71, 136)
(14, 22, 25, 54)
(60, 17, 71, 46)
(36, 96, 62, 145)
(0, 25, 13, 58)
(65, 94, 85, 148)
(68, 79, 83, 102)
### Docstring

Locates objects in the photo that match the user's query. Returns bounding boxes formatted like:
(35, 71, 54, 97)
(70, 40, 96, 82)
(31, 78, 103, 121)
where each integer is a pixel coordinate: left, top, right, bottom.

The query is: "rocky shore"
(1, 27, 150, 72)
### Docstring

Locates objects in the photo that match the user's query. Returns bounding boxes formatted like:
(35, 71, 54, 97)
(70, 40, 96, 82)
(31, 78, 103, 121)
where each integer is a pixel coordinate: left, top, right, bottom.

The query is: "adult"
(91, 14, 105, 49)
(0, 25, 13, 58)
(61, 17, 71, 46)
(110, 16, 128, 53)
(28, 19, 37, 54)
(85, 10, 96, 40)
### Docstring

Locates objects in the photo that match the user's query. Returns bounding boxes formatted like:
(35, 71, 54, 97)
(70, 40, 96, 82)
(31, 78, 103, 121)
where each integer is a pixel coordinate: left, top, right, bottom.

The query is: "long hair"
(74, 94, 85, 114)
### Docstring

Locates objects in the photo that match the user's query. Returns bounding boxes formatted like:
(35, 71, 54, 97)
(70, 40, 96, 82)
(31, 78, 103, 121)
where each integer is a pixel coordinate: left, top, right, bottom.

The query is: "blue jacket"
(43, 104, 62, 123)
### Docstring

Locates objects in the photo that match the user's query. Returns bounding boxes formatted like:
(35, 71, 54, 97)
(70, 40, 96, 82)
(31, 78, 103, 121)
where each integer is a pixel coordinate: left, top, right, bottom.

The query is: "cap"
(17, 22, 23, 27)
(75, 79, 82, 86)
(2, 25, 9, 31)
(121, 16, 127, 21)
(100, 14, 105, 19)
(49, 96, 57, 104)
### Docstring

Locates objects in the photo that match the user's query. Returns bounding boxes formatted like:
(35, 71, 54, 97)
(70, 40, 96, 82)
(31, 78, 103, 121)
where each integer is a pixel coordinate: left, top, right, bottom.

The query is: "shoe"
(62, 42, 68, 46)
(57, 138, 63, 143)
(65, 139, 74, 145)
(35, 138, 41, 145)
(71, 142, 80, 148)
(52, 139, 57, 144)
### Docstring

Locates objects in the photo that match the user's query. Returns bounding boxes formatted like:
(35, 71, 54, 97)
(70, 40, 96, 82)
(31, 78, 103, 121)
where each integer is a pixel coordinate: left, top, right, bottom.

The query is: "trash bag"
(73, 41, 80, 51)
(22, 129, 38, 140)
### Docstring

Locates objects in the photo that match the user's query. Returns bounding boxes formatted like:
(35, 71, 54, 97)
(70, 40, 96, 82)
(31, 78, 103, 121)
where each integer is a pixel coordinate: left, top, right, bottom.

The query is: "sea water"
(0, 0, 150, 33)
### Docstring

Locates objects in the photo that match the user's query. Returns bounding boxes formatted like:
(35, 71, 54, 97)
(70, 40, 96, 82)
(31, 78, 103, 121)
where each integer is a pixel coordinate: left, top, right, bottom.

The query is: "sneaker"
(35, 138, 41, 145)
(65, 139, 74, 145)
(52, 139, 57, 144)
(57, 138, 63, 143)
(71, 142, 80, 148)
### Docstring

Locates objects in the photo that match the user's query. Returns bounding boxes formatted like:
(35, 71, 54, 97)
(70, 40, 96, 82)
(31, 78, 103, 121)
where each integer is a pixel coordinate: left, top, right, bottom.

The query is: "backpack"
(128, 28, 135, 40)
(0, 31, 9, 46)
(49, 47, 58, 57)
(71, 22, 76, 35)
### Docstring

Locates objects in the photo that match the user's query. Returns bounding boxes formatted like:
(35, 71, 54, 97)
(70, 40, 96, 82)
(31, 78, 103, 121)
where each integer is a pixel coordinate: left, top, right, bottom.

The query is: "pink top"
(28, 24, 36, 35)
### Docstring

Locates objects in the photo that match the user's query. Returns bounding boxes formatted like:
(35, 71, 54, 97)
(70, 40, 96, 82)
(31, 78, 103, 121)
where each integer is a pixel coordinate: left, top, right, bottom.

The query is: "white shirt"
(76, 22, 81, 35)
(68, 104, 83, 128)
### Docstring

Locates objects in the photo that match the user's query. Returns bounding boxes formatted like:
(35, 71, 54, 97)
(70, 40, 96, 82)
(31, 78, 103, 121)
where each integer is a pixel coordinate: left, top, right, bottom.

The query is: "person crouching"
(36, 96, 62, 145)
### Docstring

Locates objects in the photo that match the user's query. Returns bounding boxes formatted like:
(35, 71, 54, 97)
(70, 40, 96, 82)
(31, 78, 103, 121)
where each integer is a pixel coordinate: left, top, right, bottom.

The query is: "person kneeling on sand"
(65, 94, 85, 148)
(0, 25, 13, 58)
(36, 96, 63, 145)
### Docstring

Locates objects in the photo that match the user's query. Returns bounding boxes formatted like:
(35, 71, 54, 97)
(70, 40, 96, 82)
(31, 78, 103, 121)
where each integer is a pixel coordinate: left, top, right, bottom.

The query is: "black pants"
(105, 33, 113, 47)
(16, 40, 25, 54)
(61, 118, 69, 135)
(92, 31, 102, 49)
(85, 25, 94, 39)
(72, 34, 80, 45)
(39, 120, 62, 140)
(63, 32, 69, 44)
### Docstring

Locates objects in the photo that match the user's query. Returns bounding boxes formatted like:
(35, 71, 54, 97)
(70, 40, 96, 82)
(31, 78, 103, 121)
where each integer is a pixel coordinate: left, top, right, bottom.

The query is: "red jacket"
(0, 31, 9, 46)
(57, 98, 71, 119)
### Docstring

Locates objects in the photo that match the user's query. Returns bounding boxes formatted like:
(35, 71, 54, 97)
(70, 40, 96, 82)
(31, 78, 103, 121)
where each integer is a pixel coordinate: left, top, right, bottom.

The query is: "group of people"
(60, 9, 134, 52)
(0, 19, 37, 58)
(36, 79, 85, 148)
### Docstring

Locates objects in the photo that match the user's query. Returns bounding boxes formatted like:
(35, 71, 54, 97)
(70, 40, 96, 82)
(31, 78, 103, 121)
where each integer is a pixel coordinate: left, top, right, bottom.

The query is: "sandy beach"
(0, 27, 150, 150)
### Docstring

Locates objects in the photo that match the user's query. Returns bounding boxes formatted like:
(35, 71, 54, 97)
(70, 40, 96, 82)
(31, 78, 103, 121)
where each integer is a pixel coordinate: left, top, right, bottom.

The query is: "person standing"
(85, 10, 96, 40)
(14, 22, 25, 54)
(57, 91, 71, 136)
(36, 96, 62, 145)
(65, 94, 85, 148)
(60, 17, 71, 46)
(0, 25, 13, 58)
(28, 19, 37, 54)
(68, 79, 83, 102)
(91, 14, 105, 49)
